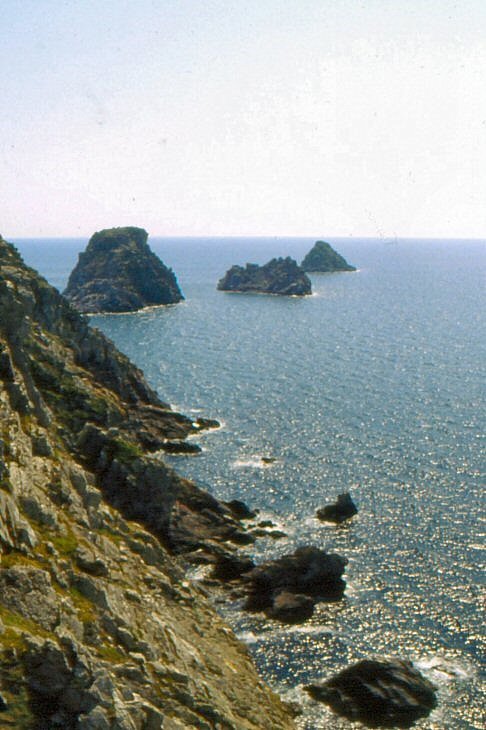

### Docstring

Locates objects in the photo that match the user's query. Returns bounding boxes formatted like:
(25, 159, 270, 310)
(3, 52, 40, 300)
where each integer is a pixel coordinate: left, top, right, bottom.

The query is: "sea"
(13, 236, 485, 729)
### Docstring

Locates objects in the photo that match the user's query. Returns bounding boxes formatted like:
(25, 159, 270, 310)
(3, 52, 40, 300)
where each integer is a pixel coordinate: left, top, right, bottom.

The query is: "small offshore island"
(64, 226, 184, 313)
(301, 240, 356, 272)
(218, 256, 312, 296)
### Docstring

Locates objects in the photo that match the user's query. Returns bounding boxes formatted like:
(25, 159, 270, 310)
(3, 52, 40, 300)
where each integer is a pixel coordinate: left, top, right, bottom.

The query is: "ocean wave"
(414, 656, 472, 683)
(232, 456, 276, 469)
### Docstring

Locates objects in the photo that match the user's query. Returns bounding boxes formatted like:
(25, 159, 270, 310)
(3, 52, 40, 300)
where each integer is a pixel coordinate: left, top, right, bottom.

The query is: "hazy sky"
(2, 0, 486, 238)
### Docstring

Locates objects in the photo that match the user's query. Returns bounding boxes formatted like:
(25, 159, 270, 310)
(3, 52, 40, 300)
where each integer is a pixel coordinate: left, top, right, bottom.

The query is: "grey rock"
(77, 706, 111, 729)
(305, 658, 437, 727)
(20, 495, 59, 528)
(244, 546, 347, 622)
(317, 492, 358, 524)
(211, 552, 255, 581)
(0, 491, 38, 551)
(31, 432, 53, 457)
(23, 638, 72, 696)
(70, 573, 109, 609)
(75, 544, 109, 577)
(268, 591, 315, 624)
(0, 566, 59, 630)
(225, 499, 258, 520)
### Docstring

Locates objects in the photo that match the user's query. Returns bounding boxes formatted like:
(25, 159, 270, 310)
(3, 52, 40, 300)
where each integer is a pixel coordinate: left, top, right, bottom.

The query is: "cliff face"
(0, 237, 295, 729)
(64, 228, 184, 313)
(301, 241, 356, 273)
(218, 257, 312, 296)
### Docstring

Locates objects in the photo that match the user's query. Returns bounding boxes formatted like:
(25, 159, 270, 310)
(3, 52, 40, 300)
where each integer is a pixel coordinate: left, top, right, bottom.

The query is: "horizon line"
(7, 233, 486, 241)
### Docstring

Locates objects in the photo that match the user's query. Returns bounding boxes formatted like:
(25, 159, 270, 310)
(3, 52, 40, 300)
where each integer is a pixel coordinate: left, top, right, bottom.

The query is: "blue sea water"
(14, 236, 485, 728)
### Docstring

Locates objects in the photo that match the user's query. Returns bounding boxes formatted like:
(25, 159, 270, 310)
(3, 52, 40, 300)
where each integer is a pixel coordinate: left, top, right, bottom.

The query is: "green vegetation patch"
(0, 653, 33, 728)
(48, 527, 78, 558)
(66, 585, 97, 624)
(0, 608, 53, 728)
(0, 605, 51, 642)
(108, 438, 143, 465)
(97, 642, 127, 665)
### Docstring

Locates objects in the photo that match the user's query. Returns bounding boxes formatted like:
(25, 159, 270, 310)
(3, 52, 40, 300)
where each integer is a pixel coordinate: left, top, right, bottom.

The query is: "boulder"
(194, 417, 220, 430)
(316, 493, 358, 524)
(268, 591, 315, 624)
(64, 227, 184, 313)
(225, 499, 258, 520)
(217, 257, 312, 296)
(244, 546, 347, 621)
(75, 545, 109, 577)
(305, 658, 437, 727)
(301, 240, 356, 272)
(211, 552, 256, 581)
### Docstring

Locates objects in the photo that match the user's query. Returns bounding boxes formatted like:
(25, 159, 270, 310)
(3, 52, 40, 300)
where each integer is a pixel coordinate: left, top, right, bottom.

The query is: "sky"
(1, 0, 486, 238)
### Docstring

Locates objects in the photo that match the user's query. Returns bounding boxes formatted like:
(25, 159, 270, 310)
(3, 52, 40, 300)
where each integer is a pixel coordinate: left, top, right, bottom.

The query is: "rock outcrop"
(305, 658, 437, 727)
(64, 227, 184, 313)
(244, 546, 347, 623)
(217, 257, 312, 296)
(0, 235, 295, 728)
(301, 240, 356, 272)
(317, 492, 358, 523)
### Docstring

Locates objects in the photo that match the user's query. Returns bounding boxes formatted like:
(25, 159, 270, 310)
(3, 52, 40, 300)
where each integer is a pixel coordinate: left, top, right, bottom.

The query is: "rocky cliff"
(64, 228, 184, 313)
(301, 241, 356, 273)
(217, 257, 312, 296)
(0, 236, 295, 729)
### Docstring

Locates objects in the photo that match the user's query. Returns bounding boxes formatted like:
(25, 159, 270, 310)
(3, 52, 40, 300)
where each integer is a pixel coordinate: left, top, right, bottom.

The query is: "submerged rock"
(217, 257, 312, 296)
(305, 658, 437, 727)
(64, 226, 184, 313)
(301, 240, 356, 272)
(317, 492, 358, 523)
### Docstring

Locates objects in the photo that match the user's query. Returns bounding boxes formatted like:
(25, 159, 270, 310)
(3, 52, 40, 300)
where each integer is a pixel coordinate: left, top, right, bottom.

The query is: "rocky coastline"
(0, 235, 295, 728)
(0, 234, 438, 728)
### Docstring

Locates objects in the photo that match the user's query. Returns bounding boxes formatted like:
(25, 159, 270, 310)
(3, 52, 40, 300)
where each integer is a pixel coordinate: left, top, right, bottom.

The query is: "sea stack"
(301, 240, 356, 272)
(64, 226, 184, 313)
(217, 257, 312, 296)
